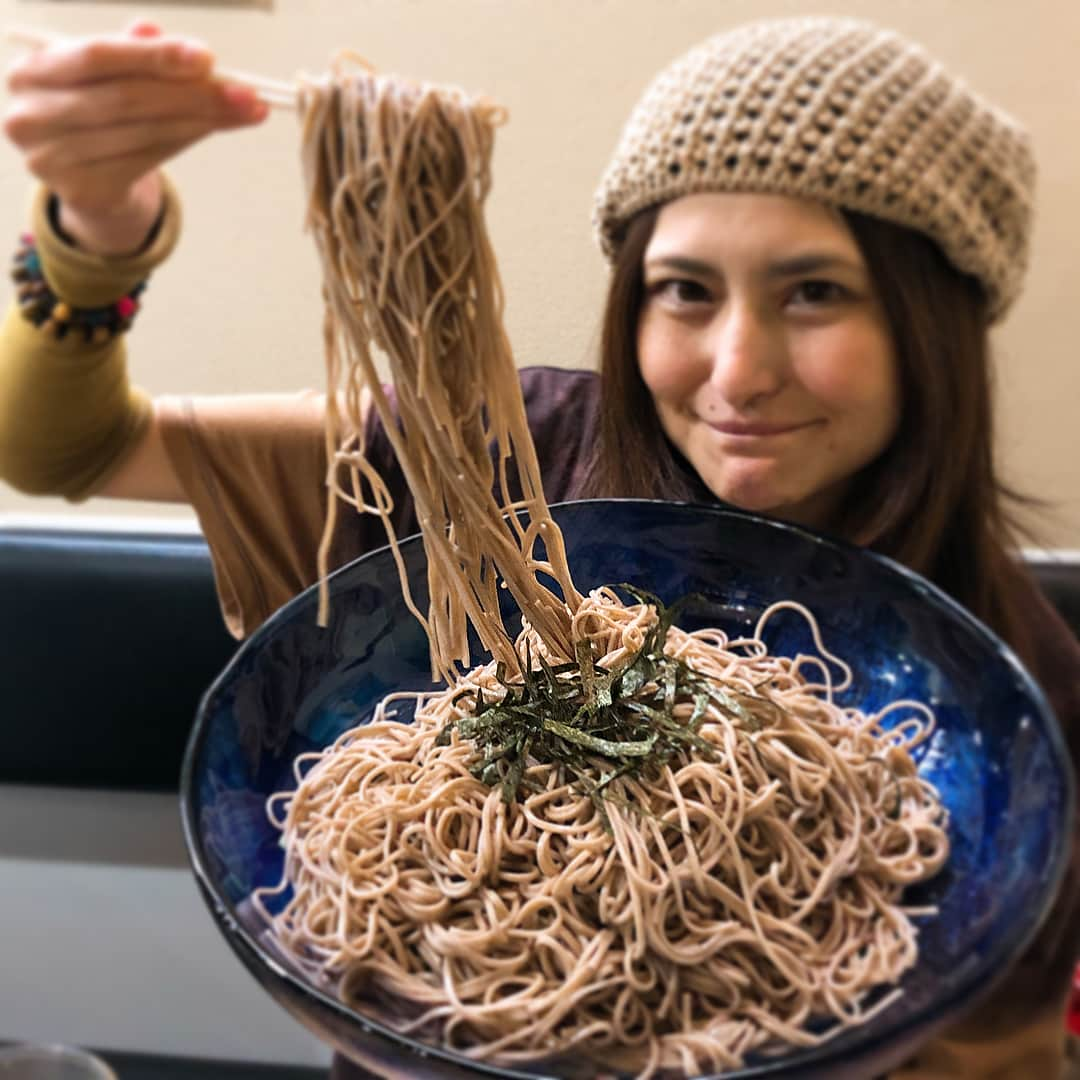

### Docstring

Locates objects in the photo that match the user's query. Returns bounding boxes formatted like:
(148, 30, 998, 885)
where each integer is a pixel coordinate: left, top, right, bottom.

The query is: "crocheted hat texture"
(593, 17, 1035, 321)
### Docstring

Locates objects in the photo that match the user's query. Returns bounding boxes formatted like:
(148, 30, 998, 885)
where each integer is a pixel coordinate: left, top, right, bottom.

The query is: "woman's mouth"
(703, 418, 820, 437)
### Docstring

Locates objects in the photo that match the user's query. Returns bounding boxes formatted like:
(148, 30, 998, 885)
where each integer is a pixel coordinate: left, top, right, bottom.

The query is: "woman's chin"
(697, 471, 789, 518)
(698, 475, 825, 530)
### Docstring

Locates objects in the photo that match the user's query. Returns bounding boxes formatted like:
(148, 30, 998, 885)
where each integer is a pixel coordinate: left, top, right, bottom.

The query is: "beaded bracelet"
(11, 233, 147, 344)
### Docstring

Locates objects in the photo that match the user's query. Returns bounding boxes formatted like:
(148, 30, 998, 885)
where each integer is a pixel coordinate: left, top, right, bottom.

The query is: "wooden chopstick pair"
(2, 24, 298, 110)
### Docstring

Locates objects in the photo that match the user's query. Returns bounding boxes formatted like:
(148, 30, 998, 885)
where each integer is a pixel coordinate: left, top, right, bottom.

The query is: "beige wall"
(0, 0, 1077, 546)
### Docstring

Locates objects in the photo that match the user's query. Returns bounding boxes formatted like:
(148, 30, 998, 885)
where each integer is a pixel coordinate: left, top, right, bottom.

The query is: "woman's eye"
(790, 280, 848, 306)
(653, 279, 712, 305)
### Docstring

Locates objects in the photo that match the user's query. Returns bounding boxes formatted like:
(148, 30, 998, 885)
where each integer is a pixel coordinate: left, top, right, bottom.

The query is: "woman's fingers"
(5, 78, 265, 214)
(23, 112, 263, 208)
(7, 33, 214, 91)
(31, 119, 217, 173)
(5, 77, 264, 145)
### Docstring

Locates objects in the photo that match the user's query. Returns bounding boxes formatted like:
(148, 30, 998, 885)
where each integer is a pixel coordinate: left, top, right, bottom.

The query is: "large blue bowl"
(180, 499, 1073, 1079)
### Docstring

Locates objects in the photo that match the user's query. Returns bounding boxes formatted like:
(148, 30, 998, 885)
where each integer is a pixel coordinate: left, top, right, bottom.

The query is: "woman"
(1, 15, 1077, 1078)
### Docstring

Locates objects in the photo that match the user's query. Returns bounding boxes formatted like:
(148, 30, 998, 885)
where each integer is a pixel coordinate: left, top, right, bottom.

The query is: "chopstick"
(216, 65, 296, 110)
(2, 24, 298, 110)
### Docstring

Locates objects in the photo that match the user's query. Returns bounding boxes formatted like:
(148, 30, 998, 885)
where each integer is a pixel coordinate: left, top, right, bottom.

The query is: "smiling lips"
(704, 417, 822, 437)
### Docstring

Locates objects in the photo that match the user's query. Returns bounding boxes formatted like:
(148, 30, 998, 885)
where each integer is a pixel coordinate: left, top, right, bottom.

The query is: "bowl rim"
(180, 496, 1076, 1079)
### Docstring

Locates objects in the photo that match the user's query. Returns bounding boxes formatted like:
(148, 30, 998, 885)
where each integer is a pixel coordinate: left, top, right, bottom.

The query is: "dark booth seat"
(0, 524, 237, 791)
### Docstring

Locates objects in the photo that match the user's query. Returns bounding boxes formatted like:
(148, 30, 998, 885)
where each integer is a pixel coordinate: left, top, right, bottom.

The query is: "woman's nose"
(705, 304, 785, 410)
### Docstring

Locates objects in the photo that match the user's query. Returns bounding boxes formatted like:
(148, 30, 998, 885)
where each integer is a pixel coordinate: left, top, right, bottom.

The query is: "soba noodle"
(260, 62, 952, 1077)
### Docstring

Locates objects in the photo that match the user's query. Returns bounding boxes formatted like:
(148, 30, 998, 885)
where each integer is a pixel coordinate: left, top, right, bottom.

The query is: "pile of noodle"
(255, 62, 953, 1078)
(253, 593, 948, 1076)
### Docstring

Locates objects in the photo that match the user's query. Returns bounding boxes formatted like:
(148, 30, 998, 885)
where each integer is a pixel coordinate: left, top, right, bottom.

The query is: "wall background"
(0, 0, 1077, 546)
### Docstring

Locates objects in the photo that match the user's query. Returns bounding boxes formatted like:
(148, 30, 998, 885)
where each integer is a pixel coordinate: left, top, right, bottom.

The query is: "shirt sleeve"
(33, 178, 182, 306)
(0, 180, 181, 499)
(156, 390, 333, 639)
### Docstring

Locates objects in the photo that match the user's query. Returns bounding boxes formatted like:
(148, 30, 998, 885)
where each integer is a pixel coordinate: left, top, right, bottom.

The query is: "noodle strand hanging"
(300, 66, 580, 680)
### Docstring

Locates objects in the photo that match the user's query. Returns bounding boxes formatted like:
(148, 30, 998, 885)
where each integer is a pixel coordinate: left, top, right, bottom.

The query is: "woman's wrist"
(55, 172, 165, 257)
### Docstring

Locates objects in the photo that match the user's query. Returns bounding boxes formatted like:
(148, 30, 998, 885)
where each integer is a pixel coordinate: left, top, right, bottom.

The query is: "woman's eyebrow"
(643, 252, 865, 278)
(642, 255, 717, 277)
(763, 253, 864, 279)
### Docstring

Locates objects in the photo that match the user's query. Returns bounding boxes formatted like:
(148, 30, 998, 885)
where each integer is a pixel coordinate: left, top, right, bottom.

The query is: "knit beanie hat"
(592, 17, 1035, 322)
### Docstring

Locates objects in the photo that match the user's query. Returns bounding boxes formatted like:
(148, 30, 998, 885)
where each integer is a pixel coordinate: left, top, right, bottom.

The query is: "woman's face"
(637, 192, 900, 531)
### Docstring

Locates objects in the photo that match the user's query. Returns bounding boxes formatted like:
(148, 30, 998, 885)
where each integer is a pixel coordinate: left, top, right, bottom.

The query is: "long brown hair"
(580, 204, 1040, 659)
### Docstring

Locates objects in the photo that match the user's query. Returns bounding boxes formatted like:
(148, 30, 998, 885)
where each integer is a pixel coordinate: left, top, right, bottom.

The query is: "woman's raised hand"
(3, 21, 269, 255)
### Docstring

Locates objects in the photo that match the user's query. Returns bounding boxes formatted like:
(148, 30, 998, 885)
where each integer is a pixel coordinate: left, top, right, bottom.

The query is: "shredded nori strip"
(436, 585, 790, 827)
